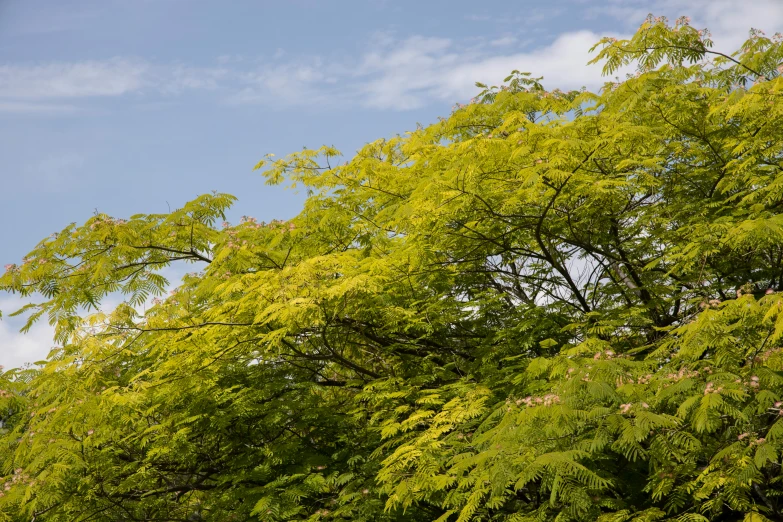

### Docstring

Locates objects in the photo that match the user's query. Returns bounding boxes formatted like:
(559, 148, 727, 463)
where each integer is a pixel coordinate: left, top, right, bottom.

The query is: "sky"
(1, 0, 782, 368)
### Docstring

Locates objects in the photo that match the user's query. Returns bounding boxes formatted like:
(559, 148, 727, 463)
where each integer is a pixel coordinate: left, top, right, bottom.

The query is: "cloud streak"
(0, 101, 79, 114)
(221, 31, 624, 111)
(0, 58, 149, 99)
(2, 1, 781, 114)
(354, 31, 620, 110)
(0, 58, 226, 113)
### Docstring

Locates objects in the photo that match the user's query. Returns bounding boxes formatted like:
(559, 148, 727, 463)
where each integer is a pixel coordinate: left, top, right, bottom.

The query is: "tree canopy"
(3, 15, 783, 522)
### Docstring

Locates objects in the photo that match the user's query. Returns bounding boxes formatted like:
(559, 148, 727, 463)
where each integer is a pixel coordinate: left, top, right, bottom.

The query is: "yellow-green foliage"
(2, 15, 783, 521)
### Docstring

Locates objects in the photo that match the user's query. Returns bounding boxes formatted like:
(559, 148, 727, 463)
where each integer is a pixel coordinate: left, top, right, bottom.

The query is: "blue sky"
(1, 0, 781, 367)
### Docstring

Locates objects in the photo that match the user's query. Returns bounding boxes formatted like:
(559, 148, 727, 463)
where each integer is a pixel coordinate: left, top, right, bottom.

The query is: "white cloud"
(353, 30, 627, 110)
(0, 321, 55, 370)
(0, 295, 56, 370)
(490, 36, 518, 47)
(4, 0, 781, 115)
(0, 58, 226, 113)
(0, 58, 149, 99)
(588, 0, 783, 53)
(224, 57, 343, 107)
(0, 264, 190, 369)
(223, 30, 628, 111)
(334, 0, 783, 110)
(0, 101, 79, 114)
(161, 65, 228, 93)
(684, 0, 783, 51)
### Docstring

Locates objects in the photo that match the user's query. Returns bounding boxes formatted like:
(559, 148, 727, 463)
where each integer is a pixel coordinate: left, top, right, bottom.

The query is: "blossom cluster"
(674, 16, 691, 26)
(224, 229, 247, 250)
(0, 468, 33, 496)
(761, 346, 783, 361)
(515, 394, 561, 407)
(699, 298, 722, 309)
(593, 350, 616, 360)
(703, 382, 723, 395)
(619, 402, 649, 414)
(636, 374, 654, 385)
(738, 432, 766, 445)
(665, 368, 700, 381)
(88, 216, 127, 230)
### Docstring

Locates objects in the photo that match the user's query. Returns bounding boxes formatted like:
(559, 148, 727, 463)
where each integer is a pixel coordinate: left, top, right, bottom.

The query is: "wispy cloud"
(463, 7, 564, 26)
(0, 101, 79, 114)
(337, 0, 783, 110)
(352, 31, 622, 110)
(3, 0, 781, 115)
(224, 57, 341, 107)
(489, 36, 518, 47)
(223, 30, 624, 111)
(0, 58, 149, 99)
(0, 58, 225, 113)
(160, 65, 228, 93)
(0, 22, 621, 114)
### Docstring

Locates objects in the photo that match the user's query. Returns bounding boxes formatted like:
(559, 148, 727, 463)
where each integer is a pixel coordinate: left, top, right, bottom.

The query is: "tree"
(2, 14, 783, 521)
